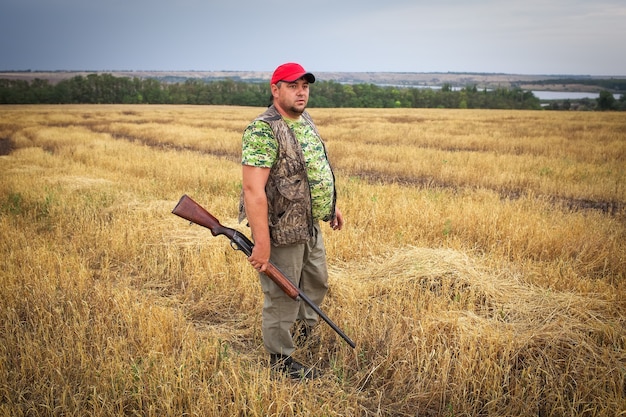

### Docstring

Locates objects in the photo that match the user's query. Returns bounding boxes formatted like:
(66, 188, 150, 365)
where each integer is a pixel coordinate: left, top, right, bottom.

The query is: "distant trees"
(597, 90, 617, 111)
(0, 75, 268, 106)
(545, 90, 626, 111)
(1, 73, 622, 111)
(307, 81, 542, 110)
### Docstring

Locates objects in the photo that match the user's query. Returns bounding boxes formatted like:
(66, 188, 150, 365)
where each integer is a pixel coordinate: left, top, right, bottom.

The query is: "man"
(239, 62, 344, 379)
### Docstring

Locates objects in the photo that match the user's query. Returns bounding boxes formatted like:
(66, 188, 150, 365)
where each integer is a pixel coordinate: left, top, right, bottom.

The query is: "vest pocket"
(275, 172, 307, 201)
(269, 173, 308, 236)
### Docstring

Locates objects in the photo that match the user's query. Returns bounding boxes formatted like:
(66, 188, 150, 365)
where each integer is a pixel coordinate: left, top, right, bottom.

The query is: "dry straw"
(0, 105, 624, 416)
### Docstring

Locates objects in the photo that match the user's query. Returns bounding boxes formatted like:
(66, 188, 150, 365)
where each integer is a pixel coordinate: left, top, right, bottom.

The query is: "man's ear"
(270, 83, 280, 98)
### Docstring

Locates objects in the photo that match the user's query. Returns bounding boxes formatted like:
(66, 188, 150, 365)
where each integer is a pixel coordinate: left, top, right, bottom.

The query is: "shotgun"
(171, 194, 356, 349)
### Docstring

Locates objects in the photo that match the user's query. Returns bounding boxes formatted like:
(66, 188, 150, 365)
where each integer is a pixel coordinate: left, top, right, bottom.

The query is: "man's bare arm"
(242, 165, 271, 272)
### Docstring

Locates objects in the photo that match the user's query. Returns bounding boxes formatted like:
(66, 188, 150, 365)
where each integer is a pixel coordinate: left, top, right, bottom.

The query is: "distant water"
(532, 91, 603, 100)
(378, 84, 622, 100)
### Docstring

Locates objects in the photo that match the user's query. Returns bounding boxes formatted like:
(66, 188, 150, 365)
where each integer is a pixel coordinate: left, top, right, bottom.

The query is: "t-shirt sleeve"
(241, 120, 278, 168)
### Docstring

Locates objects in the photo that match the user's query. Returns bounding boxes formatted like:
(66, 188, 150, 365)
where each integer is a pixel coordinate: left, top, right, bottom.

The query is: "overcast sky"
(1, 0, 625, 75)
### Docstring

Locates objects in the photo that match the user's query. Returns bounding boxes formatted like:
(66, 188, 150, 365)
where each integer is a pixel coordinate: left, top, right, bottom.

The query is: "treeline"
(0, 75, 268, 106)
(0, 73, 623, 110)
(310, 82, 542, 110)
(545, 90, 626, 111)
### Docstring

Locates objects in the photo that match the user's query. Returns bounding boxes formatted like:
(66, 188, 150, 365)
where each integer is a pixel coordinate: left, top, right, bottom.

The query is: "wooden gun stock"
(172, 194, 355, 348)
(171, 193, 228, 238)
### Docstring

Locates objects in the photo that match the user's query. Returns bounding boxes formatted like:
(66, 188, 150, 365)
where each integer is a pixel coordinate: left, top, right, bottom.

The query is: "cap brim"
(283, 72, 316, 83)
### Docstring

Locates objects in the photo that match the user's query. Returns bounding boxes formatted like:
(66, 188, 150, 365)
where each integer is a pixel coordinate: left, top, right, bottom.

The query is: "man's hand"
(331, 207, 344, 231)
(249, 240, 270, 273)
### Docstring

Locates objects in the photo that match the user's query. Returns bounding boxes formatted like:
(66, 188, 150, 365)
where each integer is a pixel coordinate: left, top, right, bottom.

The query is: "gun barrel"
(297, 290, 356, 348)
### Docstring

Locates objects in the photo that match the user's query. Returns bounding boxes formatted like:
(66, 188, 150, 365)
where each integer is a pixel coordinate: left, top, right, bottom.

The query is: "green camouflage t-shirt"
(242, 117, 334, 221)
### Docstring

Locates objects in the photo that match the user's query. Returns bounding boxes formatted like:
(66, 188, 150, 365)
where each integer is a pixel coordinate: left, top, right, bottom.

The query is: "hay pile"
(327, 247, 625, 415)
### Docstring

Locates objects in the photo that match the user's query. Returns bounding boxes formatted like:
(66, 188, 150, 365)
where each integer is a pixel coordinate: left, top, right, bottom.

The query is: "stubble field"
(0, 105, 624, 416)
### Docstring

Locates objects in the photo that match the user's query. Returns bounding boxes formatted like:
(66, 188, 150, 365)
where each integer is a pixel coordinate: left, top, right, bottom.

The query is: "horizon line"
(1, 69, 626, 78)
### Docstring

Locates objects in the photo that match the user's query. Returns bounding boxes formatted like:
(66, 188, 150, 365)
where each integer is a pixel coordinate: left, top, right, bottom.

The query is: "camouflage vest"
(239, 105, 335, 246)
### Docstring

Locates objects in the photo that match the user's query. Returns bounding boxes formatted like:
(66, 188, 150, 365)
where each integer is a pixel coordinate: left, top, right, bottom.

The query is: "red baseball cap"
(270, 62, 315, 85)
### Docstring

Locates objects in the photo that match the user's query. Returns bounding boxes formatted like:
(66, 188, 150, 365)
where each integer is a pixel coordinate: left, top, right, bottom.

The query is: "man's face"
(271, 78, 310, 119)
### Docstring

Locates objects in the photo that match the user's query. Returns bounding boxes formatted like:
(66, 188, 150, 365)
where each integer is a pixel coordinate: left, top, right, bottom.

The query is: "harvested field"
(1, 105, 624, 416)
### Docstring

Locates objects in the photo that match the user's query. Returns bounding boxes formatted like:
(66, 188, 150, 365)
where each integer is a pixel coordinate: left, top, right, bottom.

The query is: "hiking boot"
(270, 354, 318, 380)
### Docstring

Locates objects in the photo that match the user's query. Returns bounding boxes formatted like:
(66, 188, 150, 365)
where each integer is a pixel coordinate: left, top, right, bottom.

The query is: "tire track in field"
(86, 124, 241, 163)
(343, 170, 625, 216)
(84, 124, 626, 217)
(0, 137, 14, 155)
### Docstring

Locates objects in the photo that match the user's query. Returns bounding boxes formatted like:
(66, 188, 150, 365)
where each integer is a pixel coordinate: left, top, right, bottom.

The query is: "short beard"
(287, 105, 305, 116)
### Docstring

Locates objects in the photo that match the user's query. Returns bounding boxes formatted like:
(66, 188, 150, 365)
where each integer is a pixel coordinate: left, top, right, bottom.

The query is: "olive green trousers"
(259, 222, 329, 356)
